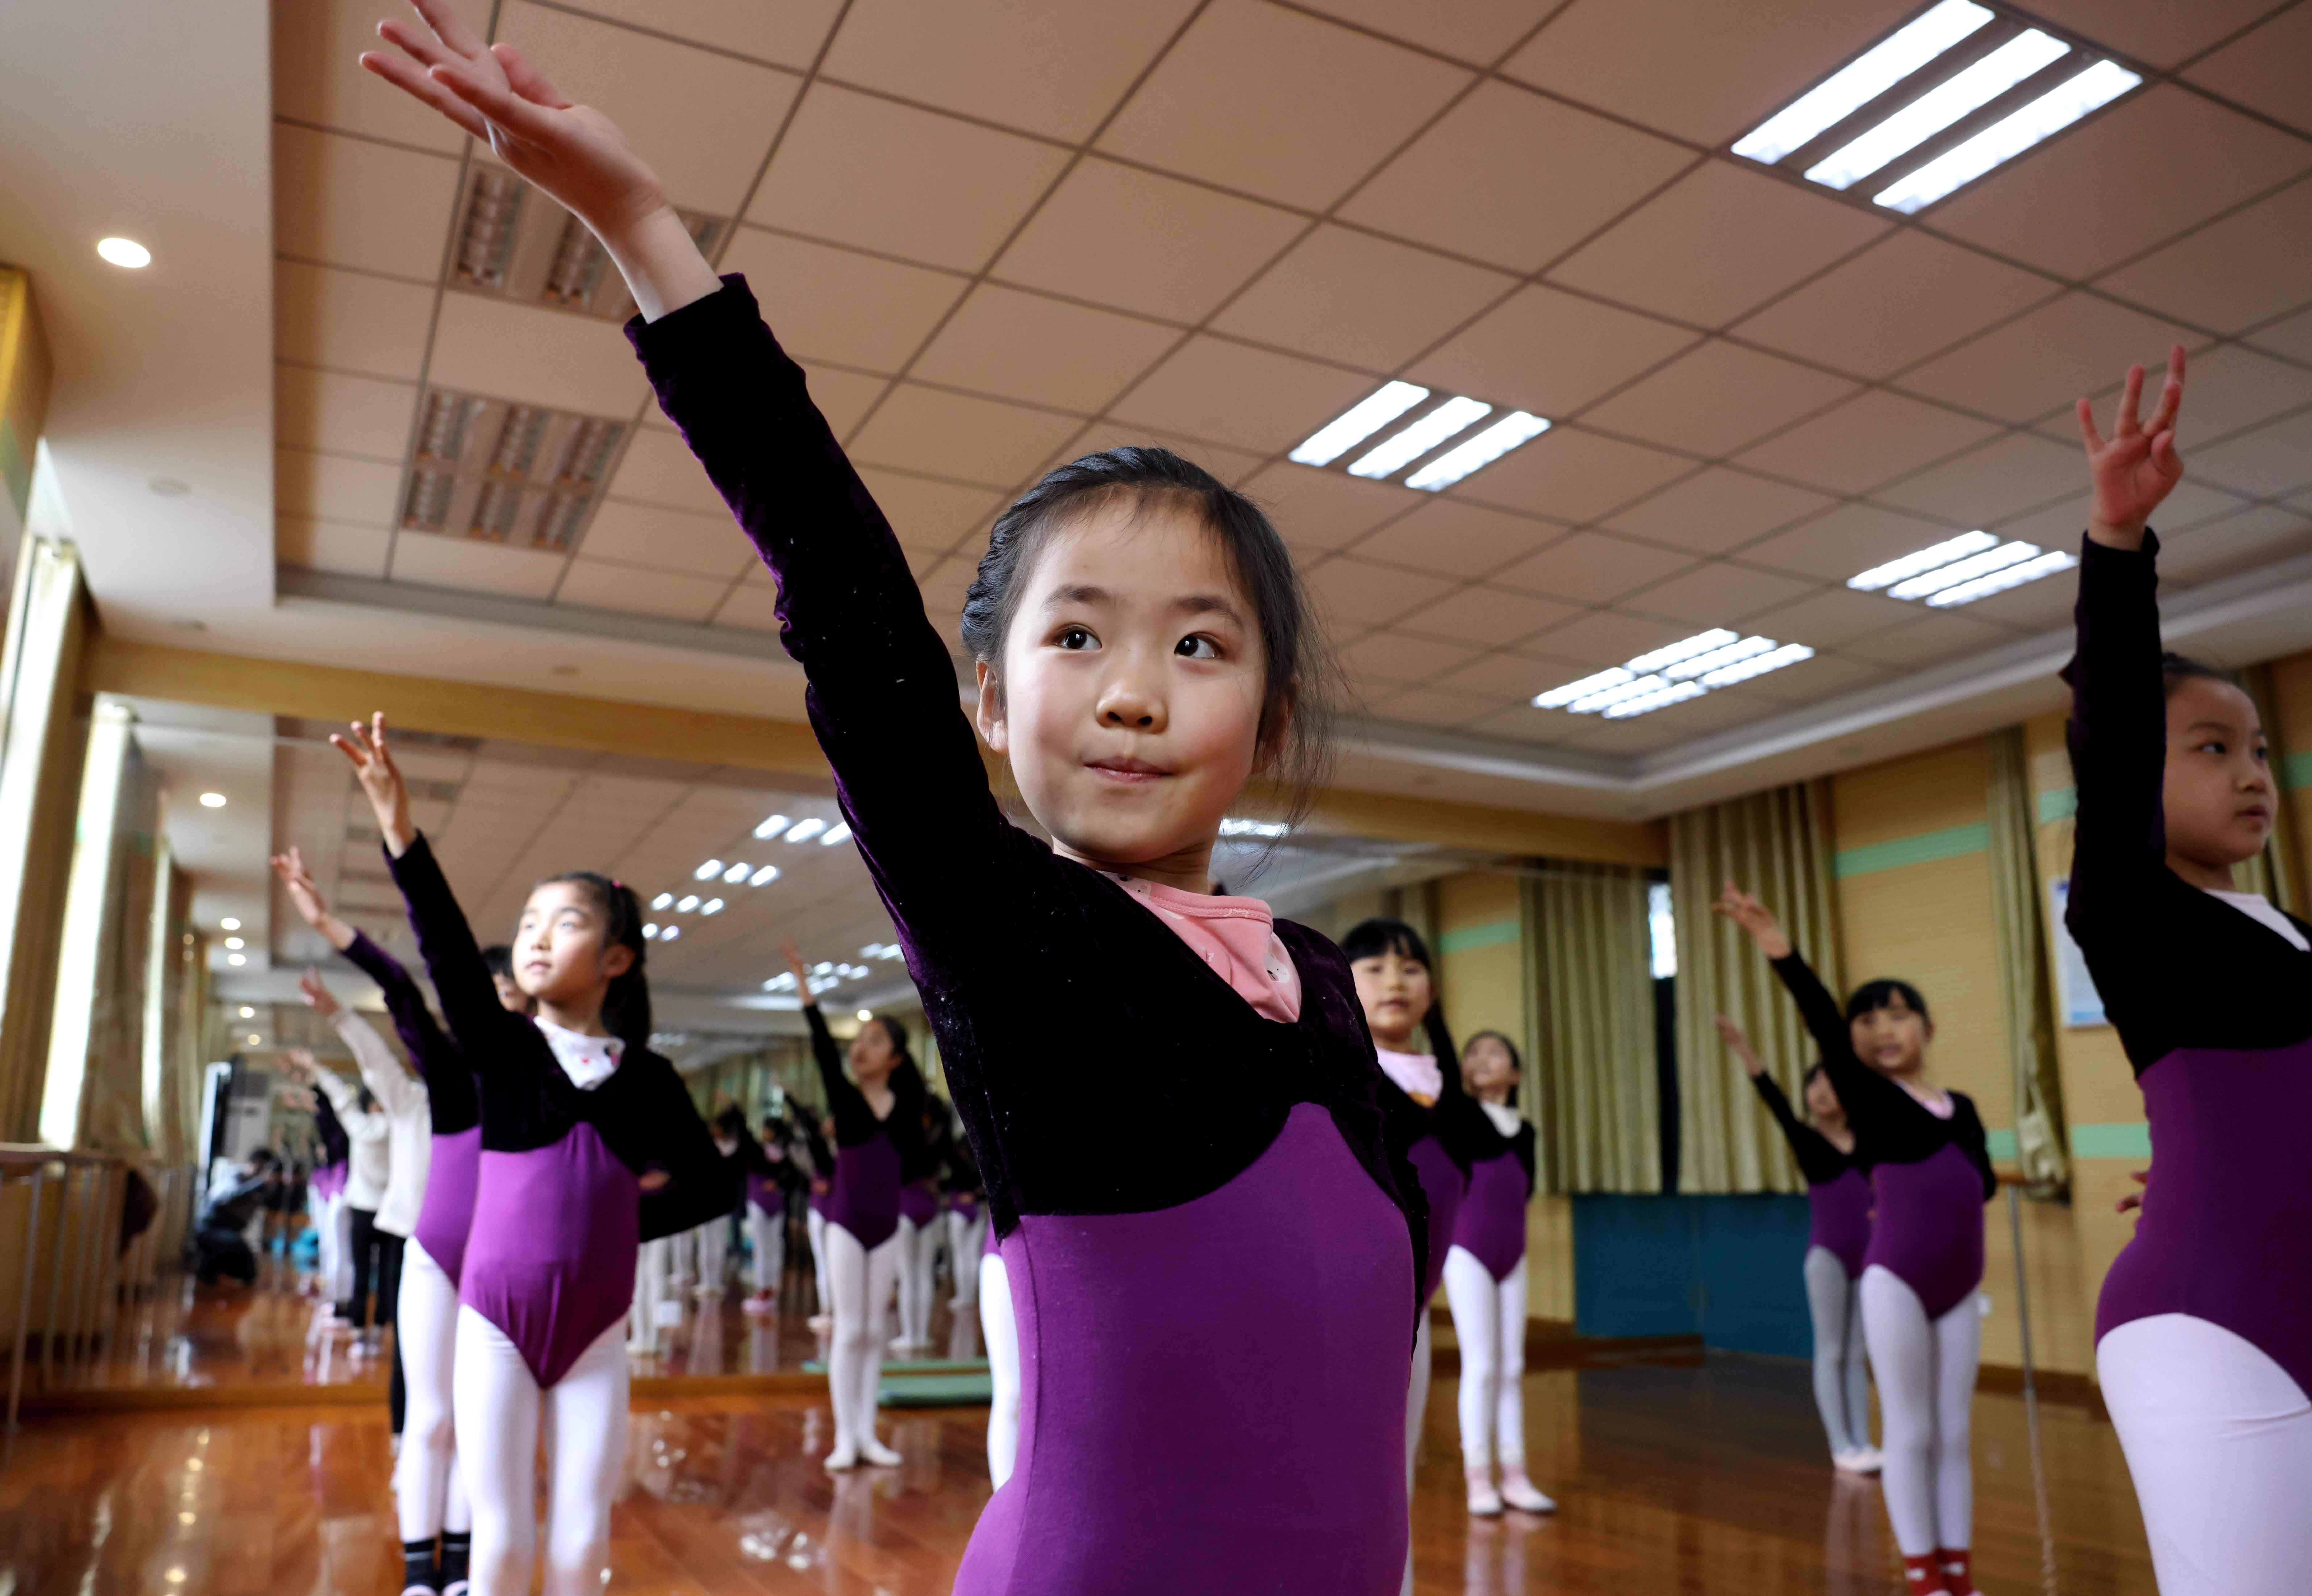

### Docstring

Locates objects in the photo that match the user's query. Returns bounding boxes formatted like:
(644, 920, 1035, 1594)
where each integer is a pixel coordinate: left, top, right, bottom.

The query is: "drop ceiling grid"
(267, 0, 2312, 751)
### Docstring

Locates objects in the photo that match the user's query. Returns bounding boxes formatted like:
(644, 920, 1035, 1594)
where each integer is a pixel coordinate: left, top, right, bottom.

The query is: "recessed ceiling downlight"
(97, 237, 152, 268)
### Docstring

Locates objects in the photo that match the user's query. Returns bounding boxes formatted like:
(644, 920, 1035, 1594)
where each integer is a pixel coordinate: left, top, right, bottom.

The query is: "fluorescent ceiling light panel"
(1886, 538, 2039, 599)
(1602, 680, 1708, 719)
(749, 865, 780, 887)
(752, 813, 790, 839)
(1733, 0, 1993, 164)
(661, 925, 681, 941)
(1290, 381, 1430, 467)
(1874, 59, 2141, 212)
(700, 898, 724, 916)
(1570, 673, 1673, 714)
(1403, 413, 1550, 492)
(1348, 397, 1492, 481)
(1926, 547, 2076, 606)
(1699, 642, 1814, 686)
(820, 821, 852, 846)
(694, 859, 723, 880)
(676, 895, 700, 912)
(1663, 635, 1777, 681)
(722, 862, 751, 883)
(1806, 28, 2069, 189)
(1533, 667, 1635, 709)
(783, 817, 826, 844)
(1847, 530, 1997, 592)
(651, 892, 673, 910)
(1534, 627, 1808, 718)
(643, 923, 659, 939)
(1627, 630, 1739, 674)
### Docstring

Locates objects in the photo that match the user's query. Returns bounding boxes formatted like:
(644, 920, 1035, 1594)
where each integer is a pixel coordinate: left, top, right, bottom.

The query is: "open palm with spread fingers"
(1713, 882, 1791, 959)
(330, 713, 415, 857)
(2077, 344, 2185, 549)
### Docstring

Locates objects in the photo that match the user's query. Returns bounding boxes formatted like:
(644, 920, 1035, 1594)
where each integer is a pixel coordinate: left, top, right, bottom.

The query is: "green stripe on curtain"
(1984, 1128, 2018, 1161)
(2285, 750, 2312, 791)
(2072, 1122, 2151, 1159)
(2038, 787, 2077, 823)
(1438, 918, 1518, 954)
(1832, 823, 1989, 877)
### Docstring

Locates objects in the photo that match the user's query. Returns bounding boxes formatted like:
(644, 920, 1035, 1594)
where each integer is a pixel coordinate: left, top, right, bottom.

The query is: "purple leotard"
(631, 278, 1426, 1594)
(899, 1182, 940, 1228)
(1450, 1109, 1536, 1283)
(388, 835, 736, 1386)
(801, 1003, 922, 1250)
(1750, 1074, 1872, 1281)
(2064, 533, 2312, 1395)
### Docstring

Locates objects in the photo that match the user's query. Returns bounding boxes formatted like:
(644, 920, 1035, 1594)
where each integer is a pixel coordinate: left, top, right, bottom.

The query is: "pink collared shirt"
(1109, 875, 1302, 1024)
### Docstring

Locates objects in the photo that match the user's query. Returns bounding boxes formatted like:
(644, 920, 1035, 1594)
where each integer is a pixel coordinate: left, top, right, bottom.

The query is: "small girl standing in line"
(1715, 1015, 1877, 1475)
(1717, 888, 1992, 1596)
(2067, 347, 2311, 1596)
(1442, 1030, 1553, 1518)
(336, 713, 735, 1596)
(360, 9, 1427, 1584)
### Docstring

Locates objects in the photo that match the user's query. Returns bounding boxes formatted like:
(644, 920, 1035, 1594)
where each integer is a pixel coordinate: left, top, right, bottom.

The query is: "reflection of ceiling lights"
(1732, 0, 2141, 214)
(1533, 628, 1814, 719)
(1292, 383, 1547, 493)
(1218, 817, 1291, 839)
(1849, 531, 2076, 606)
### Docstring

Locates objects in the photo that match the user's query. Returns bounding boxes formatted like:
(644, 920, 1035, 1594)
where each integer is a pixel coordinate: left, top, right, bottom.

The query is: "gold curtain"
(1669, 780, 1840, 1195)
(2239, 664, 2304, 915)
(1523, 862, 1659, 1194)
(1986, 728, 2069, 1194)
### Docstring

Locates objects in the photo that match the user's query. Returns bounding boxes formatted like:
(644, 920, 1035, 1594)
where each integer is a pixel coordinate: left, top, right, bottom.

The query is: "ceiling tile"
(1209, 225, 1515, 371)
(276, 262, 434, 383)
(1338, 81, 1694, 273)
(1451, 426, 1696, 523)
(566, 0, 842, 68)
(848, 384, 1085, 489)
(810, 368, 889, 438)
(278, 517, 391, 580)
(277, 449, 398, 527)
(1951, 565, 2081, 633)
(1369, 686, 1500, 730)
(747, 84, 1070, 272)
(555, 558, 729, 622)
(1602, 467, 1834, 555)
(1874, 431, 2081, 525)
(717, 229, 968, 374)
(853, 468, 1006, 558)
(390, 534, 565, 598)
(712, 580, 785, 634)
(273, 125, 459, 281)
(606, 427, 729, 518)
(2096, 179, 2312, 335)
(1291, 0, 1557, 62)
(1743, 651, 1891, 703)
(1745, 584, 1921, 650)
(1549, 162, 1890, 328)
(2067, 343, 2312, 452)
(426, 293, 647, 416)
(1580, 341, 1858, 458)
(1993, 482, 2245, 549)
(498, 2, 802, 215)
(1406, 284, 1698, 420)
(819, 0, 1196, 142)
(1733, 233, 2057, 384)
(1302, 555, 1457, 629)
(1095, 0, 1472, 210)
(1492, 530, 1696, 605)
(992, 157, 1308, 323)
(912, 284, 1179, 413)
(1551, 712, 1692, 754)
(1894, 293, 2200, 426)
(2183, 3, 2312, 134)
(1346, 497, 1560, 577)
(1734, 389, 2001, 496)
(576, 501, 753, 579)
(275, 367, 417, 460)
(1109, 336, 1373, 455)
(1394, 586, 1576, 648)
(1839, 610, 2016, 668)
(1430, 649, 1570, 699)
(2248, 304, 2312, 364)
(2020, 0, 2283, 69)
(1057, 423, 1271, 486)
(1618, 559, 1815, 625)
(274, 0, 467, 153)
(1338, 630, 1484, 685)
(1239, 462, 1422, 551)
(1930, 86, 2312, 281)
(1742, 502, 1964, 583)
(2157, 503, 2312, 588)
(2188, 408, 2312, 499)
(1504, 0, 1917, 146)
(1524, 607, 1713, 668)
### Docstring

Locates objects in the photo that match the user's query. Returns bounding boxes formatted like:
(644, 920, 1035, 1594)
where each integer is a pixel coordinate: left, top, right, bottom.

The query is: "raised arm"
(383, 831, 520, 1057)
(273, 847, 357, 953)
(338, 931, 458, 1083)
(786, 942, 871, 1139)
(299, 968, 426, 1121)
(295, 1052, 385, 1145)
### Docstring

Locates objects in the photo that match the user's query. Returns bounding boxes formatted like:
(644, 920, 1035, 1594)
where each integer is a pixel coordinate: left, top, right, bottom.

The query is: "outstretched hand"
(298, 967, 342, 1020)
(1712, 882, 1791, 960)
(781, 940, 814, 1000)
(330, 713, 415, 857)
(2077, 345, 2185, 550)
(270, 846, 357, 951)
(1713, 1013, 1765, 1077)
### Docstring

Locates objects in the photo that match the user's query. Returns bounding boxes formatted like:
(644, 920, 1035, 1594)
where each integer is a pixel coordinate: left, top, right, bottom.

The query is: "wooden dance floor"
(2, 1283, 2156, 1593)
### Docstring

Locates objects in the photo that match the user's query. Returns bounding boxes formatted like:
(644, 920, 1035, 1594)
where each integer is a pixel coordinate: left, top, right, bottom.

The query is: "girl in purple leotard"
(360, 12, 1427, 1587)
(1715, 1015, 1877, 1476)
(1717, 888, 1993, 1596)
(2066, 347, 2311, 1596)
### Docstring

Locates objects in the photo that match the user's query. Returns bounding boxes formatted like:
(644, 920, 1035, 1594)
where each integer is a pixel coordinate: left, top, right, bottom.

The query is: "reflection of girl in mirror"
(359, 6, 1428, 1582)
(2068, 346, 2311, 1596)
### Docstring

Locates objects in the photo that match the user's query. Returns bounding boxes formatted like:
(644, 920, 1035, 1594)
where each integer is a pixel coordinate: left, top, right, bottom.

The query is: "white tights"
(807, 1207, 831, 1318)
(1802, 1246, 1872, 1457)
(1859, 1266, 1978, 1557)
(453, 1308, 628, 1596)
(628, 1236, 669, 1351)
(2099, 1313, 2312, 1596)
(978, 1250, 1020, 1486)
(693, 1217, 728, 1293)
(1442, 1246, 1529, 1467)
(946, 1209, 986, 1307)
(747, 1200, 783, 1292)
(1399, 1313, 1432, 1596)
(394, 1241, 469, 1543)
(893, 1214, 938, 1350)
(824, 1222, 899, 1455)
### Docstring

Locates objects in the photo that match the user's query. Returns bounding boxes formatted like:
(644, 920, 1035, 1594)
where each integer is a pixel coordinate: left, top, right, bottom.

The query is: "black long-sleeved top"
(803, 1002, 926, 1164)
(1751, 1073, 1868, 1186)
(341, 930, 476, 1136)
(2062, 532, 2312, 1070)
(1770, 951, 1994, 1198)
(385, 834, 736, 1241)
(312, 1090, 348, 1169)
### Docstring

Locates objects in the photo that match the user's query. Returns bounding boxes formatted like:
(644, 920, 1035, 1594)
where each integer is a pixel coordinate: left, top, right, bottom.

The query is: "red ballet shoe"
(1902, 1552, 1951, 1593)
(1935, 1548, 1976, 1595)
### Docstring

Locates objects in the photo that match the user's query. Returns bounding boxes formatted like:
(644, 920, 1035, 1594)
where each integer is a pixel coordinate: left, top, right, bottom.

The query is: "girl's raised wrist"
(2087, 515, 2147, 550)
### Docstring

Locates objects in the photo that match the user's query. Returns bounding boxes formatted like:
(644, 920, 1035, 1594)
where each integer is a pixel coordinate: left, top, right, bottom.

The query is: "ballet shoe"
(440, 1584, 469, 1596)
(1497, 1471, 1555, 1514)
(1831, 1447, 1876, 1474)
(1850, 1446, 1883, 1474)
(1465, 1469, 1505, 1518)
(824, 1441, 860, 1473)
(740, 1291, 774, 1316)
(1901, 1552, 1951, 1593)
(807, 1313, 833, 1332)
(858, 1437, 903, 1467)
(1934, 1549, 1976, 1596)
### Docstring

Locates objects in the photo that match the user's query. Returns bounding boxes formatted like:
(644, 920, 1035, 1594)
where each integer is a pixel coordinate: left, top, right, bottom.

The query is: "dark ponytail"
(534, 870, 653, 1056)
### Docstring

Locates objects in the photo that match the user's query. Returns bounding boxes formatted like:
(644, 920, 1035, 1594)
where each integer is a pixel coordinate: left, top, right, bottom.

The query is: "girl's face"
(1850, 995, 1930, 1078)
(1350, 948, 1433, 1051)
(1803, 1069, 1843, 1123)
(1462, 1034, 1516, 1103)
(2163, 676, 2273, 880)
(492, 972, 530, 1013)
(848, 1018, 899, 1086)
(515, 883, 631, 1006)
(976, 498, 1268, 891)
